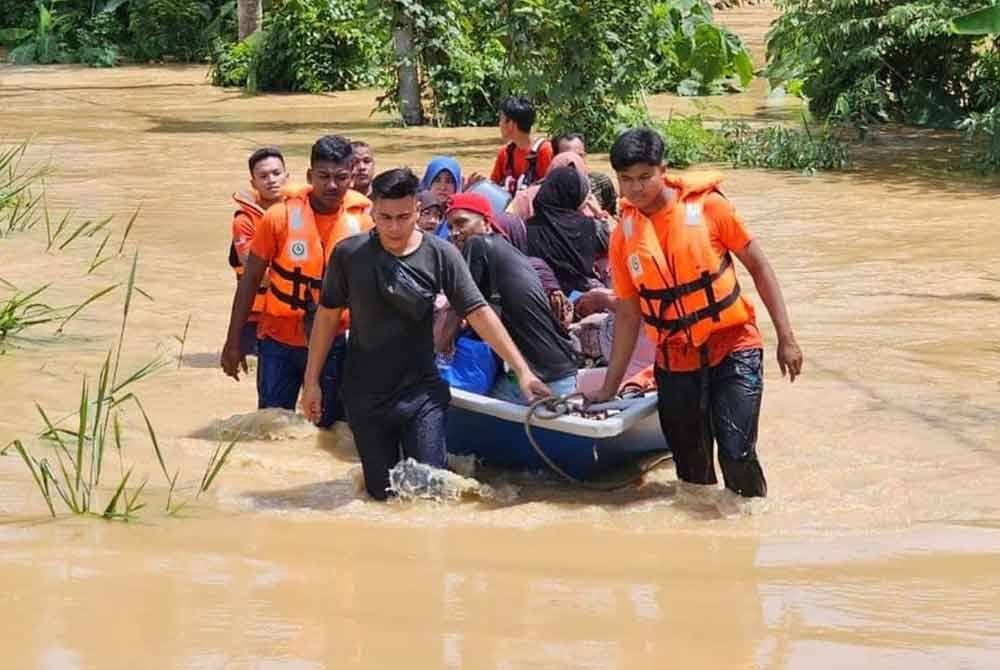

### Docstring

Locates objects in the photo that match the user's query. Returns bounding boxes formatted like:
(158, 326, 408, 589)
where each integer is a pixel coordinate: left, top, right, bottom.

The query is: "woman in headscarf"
(508, 151, 606, 221)
(526, 166, 609, 295)
(420, 156, 463, 199)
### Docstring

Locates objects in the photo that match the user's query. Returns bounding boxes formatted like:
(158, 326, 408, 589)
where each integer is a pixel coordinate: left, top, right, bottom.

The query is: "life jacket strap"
(641, 282, 743, 336)
(269, 260, 322, 312)
(636, 253, 732, 304)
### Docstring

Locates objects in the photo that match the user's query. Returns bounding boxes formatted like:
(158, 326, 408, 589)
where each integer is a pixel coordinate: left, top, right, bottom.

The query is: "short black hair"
(248, 147, 284, 174)
(310, 135, 353, 167)
(370, 168, 420, 202)
(610, 128, 665, 172)
(500, 97, 536, 133)
(551, 132, 585, 154)
(350, 140, 371, 151)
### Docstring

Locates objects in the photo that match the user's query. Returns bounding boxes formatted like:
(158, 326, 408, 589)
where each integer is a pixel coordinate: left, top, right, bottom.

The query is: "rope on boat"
(523, 393, 673, 491)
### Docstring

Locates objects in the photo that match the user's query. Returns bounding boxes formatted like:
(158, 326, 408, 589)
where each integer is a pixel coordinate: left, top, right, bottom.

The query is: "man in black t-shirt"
(445, 192, 578, 404)
(301, 168, 551, 500)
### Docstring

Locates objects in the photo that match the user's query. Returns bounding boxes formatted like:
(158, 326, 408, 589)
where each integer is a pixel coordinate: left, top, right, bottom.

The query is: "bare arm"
(221, 253, 268, 380)
(300, 305, 344, 422)
(465, 305, 551, 400)
(734, 240, 803, 381)
(592, 295, 641, 401)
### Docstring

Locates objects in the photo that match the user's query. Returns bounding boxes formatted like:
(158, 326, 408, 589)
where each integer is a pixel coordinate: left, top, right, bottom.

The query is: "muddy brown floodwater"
(2, 8, 1000, 669)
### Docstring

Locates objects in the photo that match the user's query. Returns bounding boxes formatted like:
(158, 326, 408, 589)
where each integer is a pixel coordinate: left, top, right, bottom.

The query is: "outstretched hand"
(777, 337, 803, 382)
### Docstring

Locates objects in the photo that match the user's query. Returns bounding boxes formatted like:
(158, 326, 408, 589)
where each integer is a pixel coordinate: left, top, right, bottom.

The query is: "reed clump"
(4, 254, 237, 520)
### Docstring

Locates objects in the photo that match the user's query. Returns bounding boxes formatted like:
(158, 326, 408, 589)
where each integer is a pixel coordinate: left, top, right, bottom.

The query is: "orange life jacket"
(262, 192, 368, 320)
(230, 190, 268, 315)
(619, 173, 751, 357)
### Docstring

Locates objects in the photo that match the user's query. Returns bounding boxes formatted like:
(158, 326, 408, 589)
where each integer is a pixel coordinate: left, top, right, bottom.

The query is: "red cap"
(445, 192, 494, 224)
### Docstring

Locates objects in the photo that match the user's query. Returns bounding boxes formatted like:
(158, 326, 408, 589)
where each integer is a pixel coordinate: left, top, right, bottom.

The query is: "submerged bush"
(722, 120, 852, 173)
(961, 105, 1000, 173)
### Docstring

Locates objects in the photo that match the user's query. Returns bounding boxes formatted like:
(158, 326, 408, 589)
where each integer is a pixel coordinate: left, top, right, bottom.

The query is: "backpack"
(503, 138, 548, 195)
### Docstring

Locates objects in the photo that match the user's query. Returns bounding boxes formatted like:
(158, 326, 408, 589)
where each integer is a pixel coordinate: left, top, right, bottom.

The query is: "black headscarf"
(526, 166, 601, 294)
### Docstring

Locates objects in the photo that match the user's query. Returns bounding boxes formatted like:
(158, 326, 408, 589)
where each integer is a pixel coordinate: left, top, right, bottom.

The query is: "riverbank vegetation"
(766, 0, 1000, 170)
(4, 0, 998, 166)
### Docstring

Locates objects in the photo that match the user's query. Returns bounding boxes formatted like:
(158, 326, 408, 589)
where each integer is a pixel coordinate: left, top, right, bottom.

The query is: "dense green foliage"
(373, 0, 752, 141)
(766, 0, 1000, 170)
(766, 0, 1000, 129)
(374, 0, 504, 126)
(212, 0, 385, 93)
(0, 0, 236, 66)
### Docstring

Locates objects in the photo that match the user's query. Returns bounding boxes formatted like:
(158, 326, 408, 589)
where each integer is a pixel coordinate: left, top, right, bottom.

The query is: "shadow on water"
(179, 351, 221, 369)
(246, 478, 363, 512)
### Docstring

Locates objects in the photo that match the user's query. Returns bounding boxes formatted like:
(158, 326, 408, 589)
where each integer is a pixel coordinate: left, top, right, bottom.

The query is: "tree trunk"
(237, 0, 262, 41)
(393, 19, 424, 126)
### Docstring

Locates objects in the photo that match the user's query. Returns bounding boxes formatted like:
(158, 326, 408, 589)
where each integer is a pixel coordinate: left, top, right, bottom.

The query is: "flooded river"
(2, 8, 1000, 668)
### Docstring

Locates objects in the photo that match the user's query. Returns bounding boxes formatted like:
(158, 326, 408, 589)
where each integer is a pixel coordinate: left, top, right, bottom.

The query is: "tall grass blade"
(87, 231, 112, 274)
(110, 357, 169, 395)
(48, 210, 74, 251)
(50, 448, 80, 513)
(42, 193, 52, 249)
(128, 395, 170, 483)
(57, 218, 93, 250)
(176, 314, 191, 369)
(165, 468, 181, 514)
(90, 351, 112, 488)
(35, 403, 75, 466)
(102, 467, 132, 519)
(111, 252, 139, 386)
(199, 433, 240, 495)
(11, 440, 56, 517)
(116, 206, 140, 255)
(124, 476, 148, 517)
(85, 215, 114, 239)
(0, 276, 16, 290)
(74, 376, 89, 494)
(55, 283, 119, 335)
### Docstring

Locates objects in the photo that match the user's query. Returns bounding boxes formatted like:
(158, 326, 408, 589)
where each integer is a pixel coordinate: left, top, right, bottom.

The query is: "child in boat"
(587, 128, 804, 499)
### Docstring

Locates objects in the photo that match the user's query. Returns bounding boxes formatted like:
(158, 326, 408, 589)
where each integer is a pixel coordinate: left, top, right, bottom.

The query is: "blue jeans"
(256, 335, 346, 428)
(489, 371, 578, 405)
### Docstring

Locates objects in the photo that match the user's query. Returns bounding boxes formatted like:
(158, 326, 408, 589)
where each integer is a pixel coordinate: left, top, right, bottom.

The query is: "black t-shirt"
(464, 234, 577, 382)
(322, 231, 486, 410)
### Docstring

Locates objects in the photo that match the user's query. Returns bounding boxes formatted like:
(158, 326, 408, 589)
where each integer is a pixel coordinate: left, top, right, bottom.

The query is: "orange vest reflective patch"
(230, 190, 268, 314)
(263, 197, 325, 319)
(262, 196, 370, 320)
(619, 174, 751, 353)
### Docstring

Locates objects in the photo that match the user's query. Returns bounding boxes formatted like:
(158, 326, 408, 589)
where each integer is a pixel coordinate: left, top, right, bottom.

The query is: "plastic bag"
(438, 334, 499, 394)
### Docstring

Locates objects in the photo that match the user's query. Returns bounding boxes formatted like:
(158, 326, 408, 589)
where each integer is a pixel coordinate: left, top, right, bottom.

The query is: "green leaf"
(0, 28, 32, 46)
(951, 6, 1000, 35)
(733, 49, 754, 87)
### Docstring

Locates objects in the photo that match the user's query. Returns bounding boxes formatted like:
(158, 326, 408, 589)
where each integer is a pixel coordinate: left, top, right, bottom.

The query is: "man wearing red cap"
(446, 192, 579, 403)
